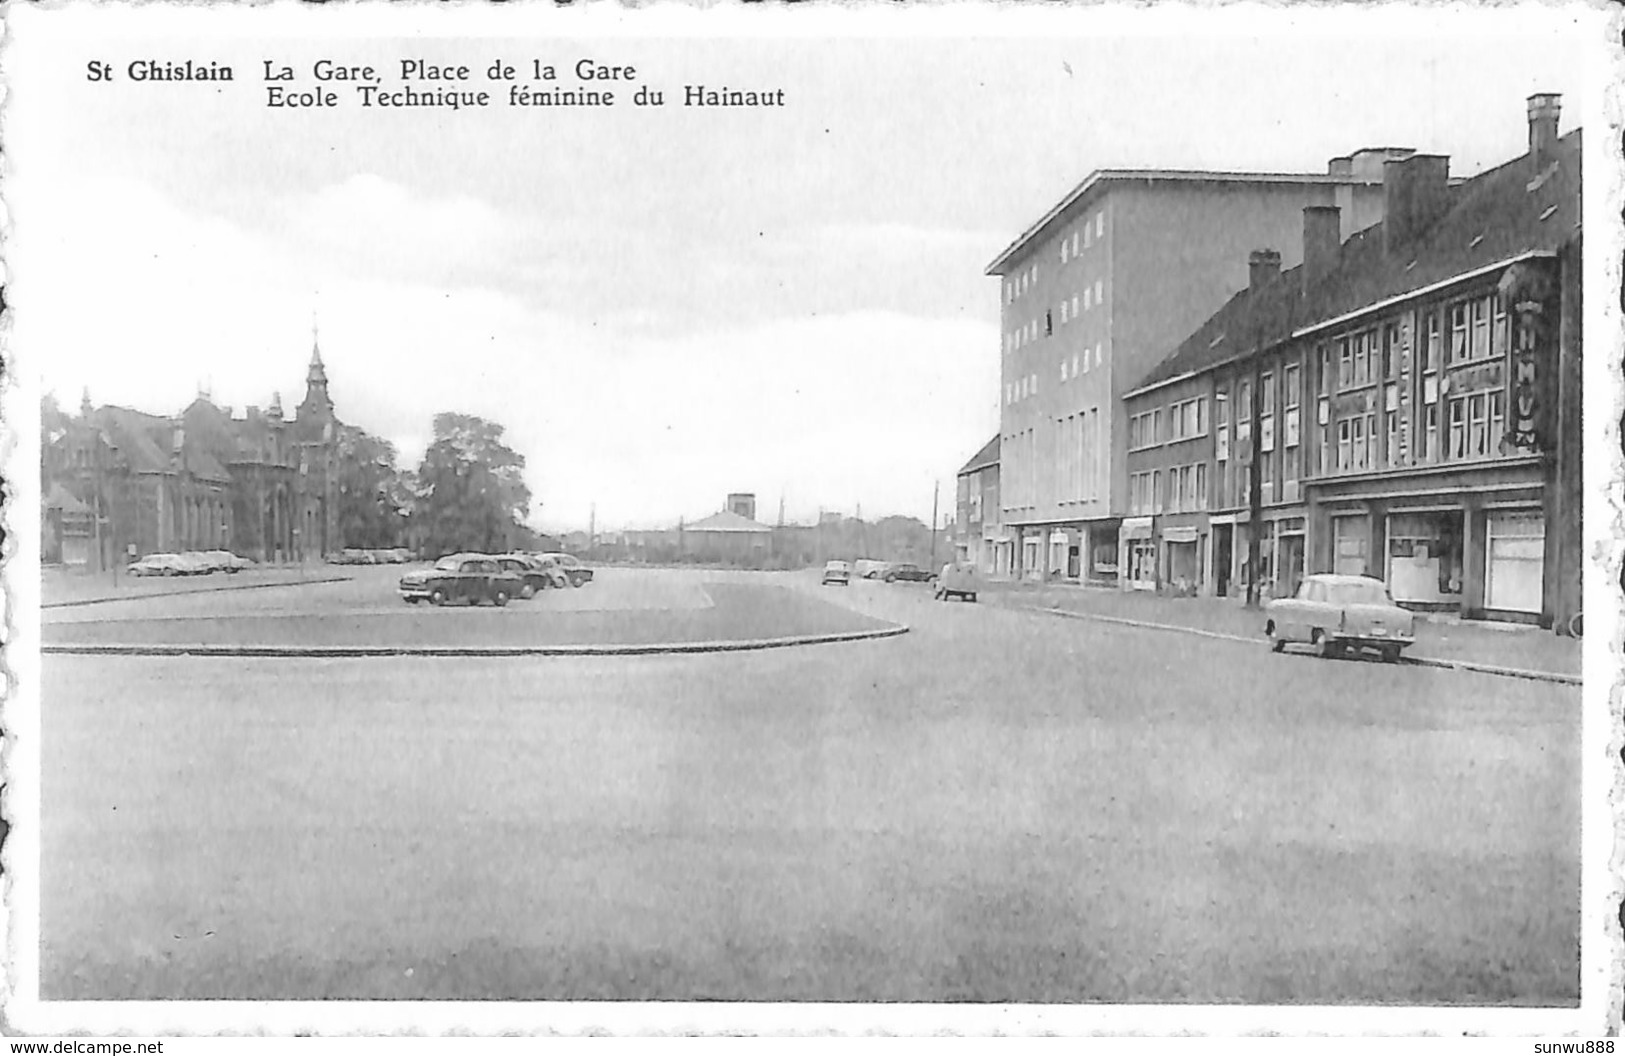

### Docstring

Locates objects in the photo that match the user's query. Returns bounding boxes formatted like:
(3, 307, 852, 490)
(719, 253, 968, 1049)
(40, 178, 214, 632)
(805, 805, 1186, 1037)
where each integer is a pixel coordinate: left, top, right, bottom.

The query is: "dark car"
(538, 552, 594, 588)
(884, 562, 936, 584)
(399, 554, 523, 606)
(494, 554, 559, 599)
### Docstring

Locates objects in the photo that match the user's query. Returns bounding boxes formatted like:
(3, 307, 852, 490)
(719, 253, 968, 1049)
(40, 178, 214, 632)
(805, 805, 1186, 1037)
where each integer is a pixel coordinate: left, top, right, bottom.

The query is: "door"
(1332, 515, 1368, 576)
(1214, 525, 1233, 597)
(1278, 535, 1305, 598)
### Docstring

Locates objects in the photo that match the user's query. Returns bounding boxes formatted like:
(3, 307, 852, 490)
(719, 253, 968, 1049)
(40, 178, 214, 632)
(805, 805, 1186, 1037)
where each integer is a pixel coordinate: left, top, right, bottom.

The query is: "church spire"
(308, 312, 328, 388)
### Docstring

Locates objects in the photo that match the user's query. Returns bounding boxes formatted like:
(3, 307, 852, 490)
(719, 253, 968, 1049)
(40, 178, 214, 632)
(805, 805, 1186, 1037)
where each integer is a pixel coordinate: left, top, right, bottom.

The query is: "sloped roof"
(1127, 129, 1582, 397)
(685, 509, 773, 533)
(43, 482, 91, 514)
(958, 434, 1000, 474)
(92, 406, 172, 474)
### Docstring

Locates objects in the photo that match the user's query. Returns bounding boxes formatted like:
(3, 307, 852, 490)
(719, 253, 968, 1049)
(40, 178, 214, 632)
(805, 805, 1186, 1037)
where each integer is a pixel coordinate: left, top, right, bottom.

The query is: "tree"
(335, 425, 408, 549)
(414, 412, 533, 557)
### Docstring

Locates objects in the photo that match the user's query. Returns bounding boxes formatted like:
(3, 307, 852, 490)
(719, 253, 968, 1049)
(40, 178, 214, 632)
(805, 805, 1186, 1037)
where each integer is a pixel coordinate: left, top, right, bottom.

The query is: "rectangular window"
(1425, 310, 1440, 371)
(1196, 396, 1208, 434)
(1365, 412, 1377, 467)
(1151, 408, 1163, 445)
(1073, 352, 1080, 376)
(1045, 310, 1053, 337)
(1195, 463, 1207, 510)
(1072, 232, 1080, 257)
(1337, 419, 1351, 471)
(1060, 360, 1068, 383)
(1060, 239, 1069, 263)
(1352, 333, 1369, 386)
(1083, 223, 1092, 249)
(1096, 343, 1103, 366)
(1450, 303, 1468, 362)
(1319, 343, 1333, 395)
(1470, 297, 1490, 359)
(1152, 469, 1162, 514)
(1448, 397, 1466, 459)
(1351, 416, 1365, 469)
(1060, 301, 1069, 324)
(1426, 403, 1439, 461)
(1094, 279, 1104, 305)
(1096, 212, 1104, 238)
(1386, 409, 1400, 467)
(1083, 288, 1092, 311)
(1385, 323, 1401, 379)
(1492, 294, 1509, 356)
(1469, 392, 1488, 457)
(1338, 338, 1352, 388)
(1489, 390, 1505, 455)
(1071, 295, 1079, 318)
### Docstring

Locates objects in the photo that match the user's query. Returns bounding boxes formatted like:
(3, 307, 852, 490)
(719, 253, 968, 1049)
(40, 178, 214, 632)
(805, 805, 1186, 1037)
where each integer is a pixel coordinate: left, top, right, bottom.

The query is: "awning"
(1163, 526, 1199, 544)
(1122, 517, 1153, 540)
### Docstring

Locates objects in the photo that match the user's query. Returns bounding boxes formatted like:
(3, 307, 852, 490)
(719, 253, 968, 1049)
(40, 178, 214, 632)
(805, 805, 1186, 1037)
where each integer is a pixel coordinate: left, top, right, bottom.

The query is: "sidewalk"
(982, 579, 1582, 681)
(41, 566, 352, 608)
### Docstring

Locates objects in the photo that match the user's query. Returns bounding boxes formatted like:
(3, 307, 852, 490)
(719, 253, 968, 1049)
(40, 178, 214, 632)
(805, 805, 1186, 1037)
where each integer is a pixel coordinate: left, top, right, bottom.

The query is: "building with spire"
(42, 338, 347, 567)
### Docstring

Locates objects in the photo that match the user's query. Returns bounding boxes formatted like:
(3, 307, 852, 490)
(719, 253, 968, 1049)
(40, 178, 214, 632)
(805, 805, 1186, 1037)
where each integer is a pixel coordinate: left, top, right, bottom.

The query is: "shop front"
(1385, 509, 1465, 609)
(1048, 529, 1070, 579)
(1122, 517, 1156, 591)
(1484, 507, 1545, 617)
(1161, 523, 1203, 595)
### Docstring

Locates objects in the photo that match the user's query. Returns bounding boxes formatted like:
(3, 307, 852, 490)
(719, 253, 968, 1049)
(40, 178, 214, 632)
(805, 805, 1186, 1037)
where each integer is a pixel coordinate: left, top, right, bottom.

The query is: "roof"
(684, 510, 773, 534)
(986, 168, 1384, 276)
(92, 406, 173, 474)
(1126, 129, 1581, 398)
(43, 482, 91, 514)
(957, 434, 1000, 475)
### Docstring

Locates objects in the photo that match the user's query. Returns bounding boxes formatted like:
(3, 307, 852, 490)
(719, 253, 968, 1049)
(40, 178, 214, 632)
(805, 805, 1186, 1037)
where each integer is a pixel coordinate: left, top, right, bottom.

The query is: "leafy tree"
(414, 412, 533, 557)
(335, 425, 408, 548)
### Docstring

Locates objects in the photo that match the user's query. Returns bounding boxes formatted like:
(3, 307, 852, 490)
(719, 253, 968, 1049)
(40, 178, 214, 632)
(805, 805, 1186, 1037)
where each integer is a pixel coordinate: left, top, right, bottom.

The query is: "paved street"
(42, 569, 1581, 1003)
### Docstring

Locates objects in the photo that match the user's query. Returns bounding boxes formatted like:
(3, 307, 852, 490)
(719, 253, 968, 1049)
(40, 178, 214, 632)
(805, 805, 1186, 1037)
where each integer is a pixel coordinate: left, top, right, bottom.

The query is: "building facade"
(953, 435, 1003, 573)
(1118, 95, 1581, 630)
(42, 341, 344, 567)
(986, 156, 1398, 584)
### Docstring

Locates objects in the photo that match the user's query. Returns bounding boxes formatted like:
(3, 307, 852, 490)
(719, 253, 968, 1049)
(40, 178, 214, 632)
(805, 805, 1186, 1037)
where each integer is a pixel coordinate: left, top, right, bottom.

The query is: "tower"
(298, 322, 334, 422)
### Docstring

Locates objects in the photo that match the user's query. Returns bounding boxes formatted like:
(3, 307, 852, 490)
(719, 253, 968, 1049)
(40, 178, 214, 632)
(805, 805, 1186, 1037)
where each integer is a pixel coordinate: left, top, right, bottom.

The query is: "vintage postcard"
(3, 0, 1621, 1039)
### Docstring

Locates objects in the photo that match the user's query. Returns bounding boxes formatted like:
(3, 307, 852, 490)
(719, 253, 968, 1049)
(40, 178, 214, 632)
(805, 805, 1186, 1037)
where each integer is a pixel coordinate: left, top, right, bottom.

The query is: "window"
(1096, 212, 1104, 238)
(1448, 397, 1466, 459)
(1386, 406, 1401, 467)
(1006, 384, 1013, 405)
(1425, 310, 1441, 371)
(1489, 391, 1506, 455)
(1338, 419, 1352, 470)
(1072, 232, 1080, 257)
(1353, 332, 1371, 386)
(1060, 360, 1068, 382)
(1283, 364, 1301, 448)
(1260, 371, 1276, 454)
(1216, 388, 1229, 461)
(1385, 323, 1401, 379)
(1152, 469, 1162, 514)
(1338, 338, 1352, 388)
(1195, 463, 1207, 510)
(1081, 351, 1089, 374)
(1061, 239, 1069, 264)
(1045, 310, 1054, 336)
(1365, 412, 1378, 468)
(1151, 408, 1163, 445)
(1318, 343, 1333, 395)
(1094, 279, 1104, 305)
(1084, 222, 1092, 249)
(1469, 393, 1488, 457)
(1073, 352, 1081, 376)
(1030, 373, 1038, 395)
(1470, 297, 1490, 359)
(1351, 416, 1366, 470)
(1492, 294, 1509, 356)
(1426, 403, 1439, 461)
(1449, 302, 1468, 362)
(1071, 295, 1079, 318)
(1060, 301, 1069, 325)
(1096, 343, 1103, 366)
(1083, 288, 1092, 311)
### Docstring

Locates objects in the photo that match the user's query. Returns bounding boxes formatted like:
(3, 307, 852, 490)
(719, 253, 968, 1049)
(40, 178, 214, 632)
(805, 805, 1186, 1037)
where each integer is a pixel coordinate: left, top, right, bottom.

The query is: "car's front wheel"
(520, 583, 536, 599)
(493, 590, 510, 607)
(429, 588, 447, 606)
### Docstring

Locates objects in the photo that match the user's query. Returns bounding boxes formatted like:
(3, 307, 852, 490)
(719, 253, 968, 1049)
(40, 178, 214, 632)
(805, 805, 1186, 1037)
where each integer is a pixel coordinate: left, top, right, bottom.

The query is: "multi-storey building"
(42, 340, 344, 566)
(953, 435, 1001, 573)
(1120, 94, 1581, 629)
(985, 154, 1399, 582)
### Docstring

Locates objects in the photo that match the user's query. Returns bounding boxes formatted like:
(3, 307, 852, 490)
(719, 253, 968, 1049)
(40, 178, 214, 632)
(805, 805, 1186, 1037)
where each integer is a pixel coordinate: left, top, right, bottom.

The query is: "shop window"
(1387, 511, 1465, 604)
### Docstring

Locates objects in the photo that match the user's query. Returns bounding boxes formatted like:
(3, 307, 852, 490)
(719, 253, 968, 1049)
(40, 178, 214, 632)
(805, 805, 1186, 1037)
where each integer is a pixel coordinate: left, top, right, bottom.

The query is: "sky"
(7, 4, 1598, 531)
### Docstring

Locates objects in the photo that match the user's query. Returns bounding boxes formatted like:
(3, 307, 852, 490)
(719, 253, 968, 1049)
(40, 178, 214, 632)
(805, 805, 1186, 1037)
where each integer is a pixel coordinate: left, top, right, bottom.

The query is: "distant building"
(42, 340, 342, 566)
(726, 493, 757, 521)
(987, 150, 1399, 584)
(681, 508, 774, 566)
(1120, 95, 1581, 630)
(953, 435, 1003, 574)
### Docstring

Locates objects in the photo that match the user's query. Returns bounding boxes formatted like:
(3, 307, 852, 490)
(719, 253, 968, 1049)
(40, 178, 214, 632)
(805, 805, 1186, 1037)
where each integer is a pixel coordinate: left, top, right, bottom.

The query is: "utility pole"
(929, 480, 940, 571)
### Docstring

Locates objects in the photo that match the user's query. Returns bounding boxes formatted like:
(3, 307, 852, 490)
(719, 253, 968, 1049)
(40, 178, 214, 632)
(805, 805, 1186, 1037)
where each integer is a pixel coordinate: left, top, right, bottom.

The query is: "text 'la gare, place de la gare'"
(85, 57, 790, 109)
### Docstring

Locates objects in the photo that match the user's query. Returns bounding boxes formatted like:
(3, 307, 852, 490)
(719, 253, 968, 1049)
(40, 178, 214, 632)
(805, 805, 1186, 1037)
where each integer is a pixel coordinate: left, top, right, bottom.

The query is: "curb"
(40, 623, 909, 658)
(43, 576, 355, 610)
(1037, 607, 1580, 686)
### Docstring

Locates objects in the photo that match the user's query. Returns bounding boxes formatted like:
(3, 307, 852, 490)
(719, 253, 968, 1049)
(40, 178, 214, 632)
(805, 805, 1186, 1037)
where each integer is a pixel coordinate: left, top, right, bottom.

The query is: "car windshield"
(433, 556, 462, 571)
(1324, 581, 1393, 607)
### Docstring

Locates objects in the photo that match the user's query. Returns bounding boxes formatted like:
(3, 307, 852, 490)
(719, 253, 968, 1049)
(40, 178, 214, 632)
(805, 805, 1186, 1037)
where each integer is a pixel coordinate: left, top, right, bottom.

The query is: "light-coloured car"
(174, 552, 217, 575)
(821, 560, 851, 586)
(128, 553, 188, 577)
(200, 549, 253, 573)
(934, 562, 979, 602)
(1264, 573, 1415, 662)
(537, 552, 594, 588)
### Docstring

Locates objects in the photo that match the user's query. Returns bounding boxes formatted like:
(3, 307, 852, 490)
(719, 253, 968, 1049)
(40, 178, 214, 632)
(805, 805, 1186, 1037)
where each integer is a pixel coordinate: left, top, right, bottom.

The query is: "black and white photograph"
(3, 1, 1619, 1038)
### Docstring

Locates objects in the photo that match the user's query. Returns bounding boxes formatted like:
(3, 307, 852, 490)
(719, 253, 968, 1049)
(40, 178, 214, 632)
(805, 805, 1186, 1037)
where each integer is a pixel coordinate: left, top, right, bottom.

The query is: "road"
(40, 568, 1581, 1003)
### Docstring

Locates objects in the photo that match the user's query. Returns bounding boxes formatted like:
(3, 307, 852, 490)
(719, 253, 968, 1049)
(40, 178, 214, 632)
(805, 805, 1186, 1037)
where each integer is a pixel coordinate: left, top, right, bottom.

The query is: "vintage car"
(200, 549, 254, 573)
(933, 562, 979, 602)
(1264, 573, 1416, 662)
(821, 560, 852, 586)
(883, 562, 937, 584)
(494, 554, 565, 598)
(537, 552, 594, 588)
(128, 552, 189, 577)
(399, 553, 524, 606)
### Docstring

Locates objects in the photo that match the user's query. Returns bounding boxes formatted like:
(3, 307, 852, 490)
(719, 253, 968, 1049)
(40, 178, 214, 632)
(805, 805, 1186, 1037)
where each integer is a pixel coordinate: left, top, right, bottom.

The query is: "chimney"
(1528, 92, 1561, 170)
(1248, 249, 1282, 290)
(1382, 153, 1451, 256)
(1349, 147, 1415, 181)
(1302, 206, 1342, 290)
(1326, 155, 1353, 179)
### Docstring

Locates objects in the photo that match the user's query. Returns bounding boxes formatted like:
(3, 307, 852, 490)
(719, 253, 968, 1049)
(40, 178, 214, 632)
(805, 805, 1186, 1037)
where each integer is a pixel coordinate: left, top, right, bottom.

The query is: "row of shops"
(996, 455, 1557, 623)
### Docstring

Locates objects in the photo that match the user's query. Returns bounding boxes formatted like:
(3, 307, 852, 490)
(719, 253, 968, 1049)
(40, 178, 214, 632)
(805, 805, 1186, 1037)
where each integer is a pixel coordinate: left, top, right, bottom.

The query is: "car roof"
(1304, 573, 1386, 586)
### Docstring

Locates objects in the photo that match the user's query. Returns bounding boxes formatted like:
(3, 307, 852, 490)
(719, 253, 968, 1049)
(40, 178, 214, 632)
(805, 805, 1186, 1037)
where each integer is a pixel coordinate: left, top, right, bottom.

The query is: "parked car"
(854, 559, 888, 580)
(399, 554, 523, 606)
(200, 549, 253, 573)
(1264, 573, 1415, 662)
(933, 562, 979, 602)
(128, 553, 188, 577)
(494, 554, 560, 599)
(884, 562, 936, 584)
(821, 560, 852, 586)
(537, 552, 594, 588)
(174, 552, 216, 575)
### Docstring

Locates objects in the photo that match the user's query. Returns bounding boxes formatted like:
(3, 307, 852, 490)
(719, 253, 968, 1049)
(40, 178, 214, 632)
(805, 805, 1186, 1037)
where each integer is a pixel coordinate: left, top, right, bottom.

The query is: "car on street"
(174, 552, 218, 575)
(494, 554, 561, 599)
(883, 562, 936, 584)
(537, 552, 594, 588)
(127, 553, 189, 577)
(200, 549, 254, 573)
(399, 553, 524, 606)
(1264, 573, 1415, 662)
(933, 562, 979, 602)
(854, 559, 888, 580)
(821, 560, 852, 586)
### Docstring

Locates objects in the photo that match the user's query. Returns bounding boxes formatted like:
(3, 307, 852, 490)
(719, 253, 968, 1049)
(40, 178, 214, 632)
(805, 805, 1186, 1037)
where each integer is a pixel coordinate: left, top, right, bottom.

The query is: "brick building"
(1120, 95, 1581, 630)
